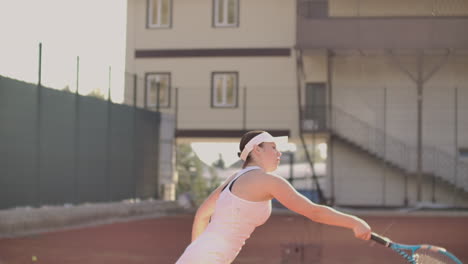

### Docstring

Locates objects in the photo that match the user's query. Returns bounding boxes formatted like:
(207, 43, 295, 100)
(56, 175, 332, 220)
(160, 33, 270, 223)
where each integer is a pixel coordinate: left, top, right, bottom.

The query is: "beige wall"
(327, 54, 468, 156)
(125, 0, 299, 137)
(330, 139, 406, 206)
(330, 140, 468, 206)
(329, 0, 468, 17)
(302, 52, 468, 205)
(126, 0, 295, 68)
(127, 55, 299, 137)
(302, 50, 328, 84)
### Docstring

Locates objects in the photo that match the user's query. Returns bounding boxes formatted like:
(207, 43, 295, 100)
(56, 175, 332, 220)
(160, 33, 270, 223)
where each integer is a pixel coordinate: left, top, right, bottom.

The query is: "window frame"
(211, 72, 239, 108)
(213, 0, 240, 28)
(145, 72, 171, 109)
(147, 0, 172, 29)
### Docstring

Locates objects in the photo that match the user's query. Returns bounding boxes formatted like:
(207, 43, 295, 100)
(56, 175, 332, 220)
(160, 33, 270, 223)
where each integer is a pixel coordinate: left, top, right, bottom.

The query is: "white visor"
(239, 132, 288, 161)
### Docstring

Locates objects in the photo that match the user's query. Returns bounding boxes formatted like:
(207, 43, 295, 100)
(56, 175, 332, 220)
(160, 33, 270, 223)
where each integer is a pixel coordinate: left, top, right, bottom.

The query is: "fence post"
(382, 86, 387, 206)
(108, 66, 112, 102)
(243, 86, 247, 130)
(36, 42, 43, 207)
(453, 87, 459, 205)
(106, 68, 112, 201)
(175, 87, 178, 132)
(133, 74, 137, 107)
(403, 146, 409, 207)
(156, 81, 160, 112)
(74, 56, 80, 204)
(38, 43, 42, 87)
(144, 78, 149, 109)
(76, 56, 80, 94)
(133, 74, 138, 199)
(416, 53, 424, 203)
(431, 153, 436, 203)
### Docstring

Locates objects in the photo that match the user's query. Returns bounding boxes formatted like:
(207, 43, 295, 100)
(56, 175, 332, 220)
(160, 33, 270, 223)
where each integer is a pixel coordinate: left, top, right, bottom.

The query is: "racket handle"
(371, 232, 391, 247)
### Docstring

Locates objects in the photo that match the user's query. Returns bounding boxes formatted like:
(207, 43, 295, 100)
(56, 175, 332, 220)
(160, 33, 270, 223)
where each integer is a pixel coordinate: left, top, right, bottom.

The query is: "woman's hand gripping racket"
(370, 232, 463, 264)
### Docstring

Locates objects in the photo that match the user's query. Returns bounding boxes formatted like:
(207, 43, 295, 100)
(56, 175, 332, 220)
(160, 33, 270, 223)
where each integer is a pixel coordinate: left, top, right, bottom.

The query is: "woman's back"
(176, 130, 372, 264)
(175, 166, 272, 264)
(228, 168, 274, 202)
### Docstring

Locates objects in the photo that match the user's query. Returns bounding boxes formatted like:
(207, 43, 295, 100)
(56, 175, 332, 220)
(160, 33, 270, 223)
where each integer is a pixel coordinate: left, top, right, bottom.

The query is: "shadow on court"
(0, 212, 467, 263)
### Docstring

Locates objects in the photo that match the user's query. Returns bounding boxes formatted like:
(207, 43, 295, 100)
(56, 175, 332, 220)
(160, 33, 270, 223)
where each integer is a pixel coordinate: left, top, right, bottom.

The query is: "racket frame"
(370, 232, 463, 264)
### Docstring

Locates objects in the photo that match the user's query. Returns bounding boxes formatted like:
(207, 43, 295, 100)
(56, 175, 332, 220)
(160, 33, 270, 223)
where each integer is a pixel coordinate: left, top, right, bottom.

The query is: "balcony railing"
(302, 105, 468, 192)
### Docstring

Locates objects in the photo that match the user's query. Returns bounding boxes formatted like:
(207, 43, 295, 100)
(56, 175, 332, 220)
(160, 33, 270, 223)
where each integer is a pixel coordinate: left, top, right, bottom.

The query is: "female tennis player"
(175, 130, 371, 264)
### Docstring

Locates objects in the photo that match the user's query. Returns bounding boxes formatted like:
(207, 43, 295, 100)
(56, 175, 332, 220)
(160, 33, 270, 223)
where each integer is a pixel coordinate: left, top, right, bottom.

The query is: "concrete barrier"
(0, 199, 188, 238)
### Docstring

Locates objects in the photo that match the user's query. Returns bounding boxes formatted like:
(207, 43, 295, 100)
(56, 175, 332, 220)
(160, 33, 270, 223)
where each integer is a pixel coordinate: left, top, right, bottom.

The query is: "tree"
(87, 88, 106, 99)
(176, 144, 210, 206)
(212, 153, 225, 169)
(208, 166, 222, 191)
(62, 85, 72, 93)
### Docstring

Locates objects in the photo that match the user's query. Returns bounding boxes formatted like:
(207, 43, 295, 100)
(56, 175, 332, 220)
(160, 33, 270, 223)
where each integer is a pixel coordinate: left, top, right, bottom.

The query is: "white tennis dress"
(175, 166, 272, 264)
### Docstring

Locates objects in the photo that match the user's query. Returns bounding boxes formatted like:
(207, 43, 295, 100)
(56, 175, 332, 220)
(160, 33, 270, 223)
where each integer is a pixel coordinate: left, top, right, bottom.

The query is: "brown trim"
(211, 72, 239, 109)
(176, 129, 290, 138)
(297, 17, 468, 50)
(135, 48, 291, 58)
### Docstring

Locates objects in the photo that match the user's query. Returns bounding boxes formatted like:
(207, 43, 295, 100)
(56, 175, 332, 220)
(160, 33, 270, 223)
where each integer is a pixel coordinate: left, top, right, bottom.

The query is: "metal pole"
(404, 152, 409, 206)
(108, 66, 112, 102)
(106, 72, 112, 201)
(327, 49, 334, 205)
(38, 43, 42, 86)
(173, 87, 179, 199)
(155, 113, 161, 199)
(74, 56, 80, 204)
(144, 79, 149, 109)
(76, 56, 80, 94)
(382, 86, 387, 206)
(386, 50, 448, 205)
(416, 52, 424, 203)
(243, 86, 247, 130)
(453, 87, 459, 205)
(36, 42, 43, 207)
(288, 152, 294, 184)
(175, 87, 179, 132)
(133, 74, 137, 107)
(312, 114, 316, 192)
(156, 81, 161, 112)
(132, 74, 138, 199)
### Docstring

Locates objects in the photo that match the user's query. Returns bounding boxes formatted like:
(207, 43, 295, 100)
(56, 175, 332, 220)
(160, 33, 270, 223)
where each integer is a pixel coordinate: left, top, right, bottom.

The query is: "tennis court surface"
(0, 211, 467, 263)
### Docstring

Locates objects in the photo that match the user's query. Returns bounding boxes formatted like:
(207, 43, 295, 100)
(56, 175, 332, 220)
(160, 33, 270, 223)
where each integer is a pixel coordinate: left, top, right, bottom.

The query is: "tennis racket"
(371, 232, 463, 264)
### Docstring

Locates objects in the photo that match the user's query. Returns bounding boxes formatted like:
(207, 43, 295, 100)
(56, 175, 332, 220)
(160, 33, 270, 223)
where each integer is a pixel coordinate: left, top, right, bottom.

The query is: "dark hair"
(238, 130, 266, 168)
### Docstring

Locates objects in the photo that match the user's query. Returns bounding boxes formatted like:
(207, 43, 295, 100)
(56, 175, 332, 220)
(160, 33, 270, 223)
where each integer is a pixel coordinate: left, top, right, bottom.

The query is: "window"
(213, 0, 239, 27)
(148, 0, 172, 28)
(145, 73, 171, 108)
(212, 72, 238, 108)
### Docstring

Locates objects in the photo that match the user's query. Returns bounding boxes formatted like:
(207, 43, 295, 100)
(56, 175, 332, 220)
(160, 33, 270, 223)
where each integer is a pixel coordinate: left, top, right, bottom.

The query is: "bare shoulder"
(251, 171, 289, 185)
(220, 172, 238, 188)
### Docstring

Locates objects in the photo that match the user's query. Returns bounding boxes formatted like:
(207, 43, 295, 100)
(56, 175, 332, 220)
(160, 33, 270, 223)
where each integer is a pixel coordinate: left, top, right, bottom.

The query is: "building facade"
(125, 0, 468, 207)
(125, 0, 298, 138)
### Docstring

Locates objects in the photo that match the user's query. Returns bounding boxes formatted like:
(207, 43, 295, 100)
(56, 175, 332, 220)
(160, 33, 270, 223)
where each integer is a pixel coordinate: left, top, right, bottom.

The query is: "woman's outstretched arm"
(266, 174, 371, 240)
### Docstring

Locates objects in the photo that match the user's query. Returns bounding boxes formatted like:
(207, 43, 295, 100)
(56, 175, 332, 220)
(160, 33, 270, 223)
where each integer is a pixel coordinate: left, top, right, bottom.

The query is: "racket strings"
(414, 249, 458, 264)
